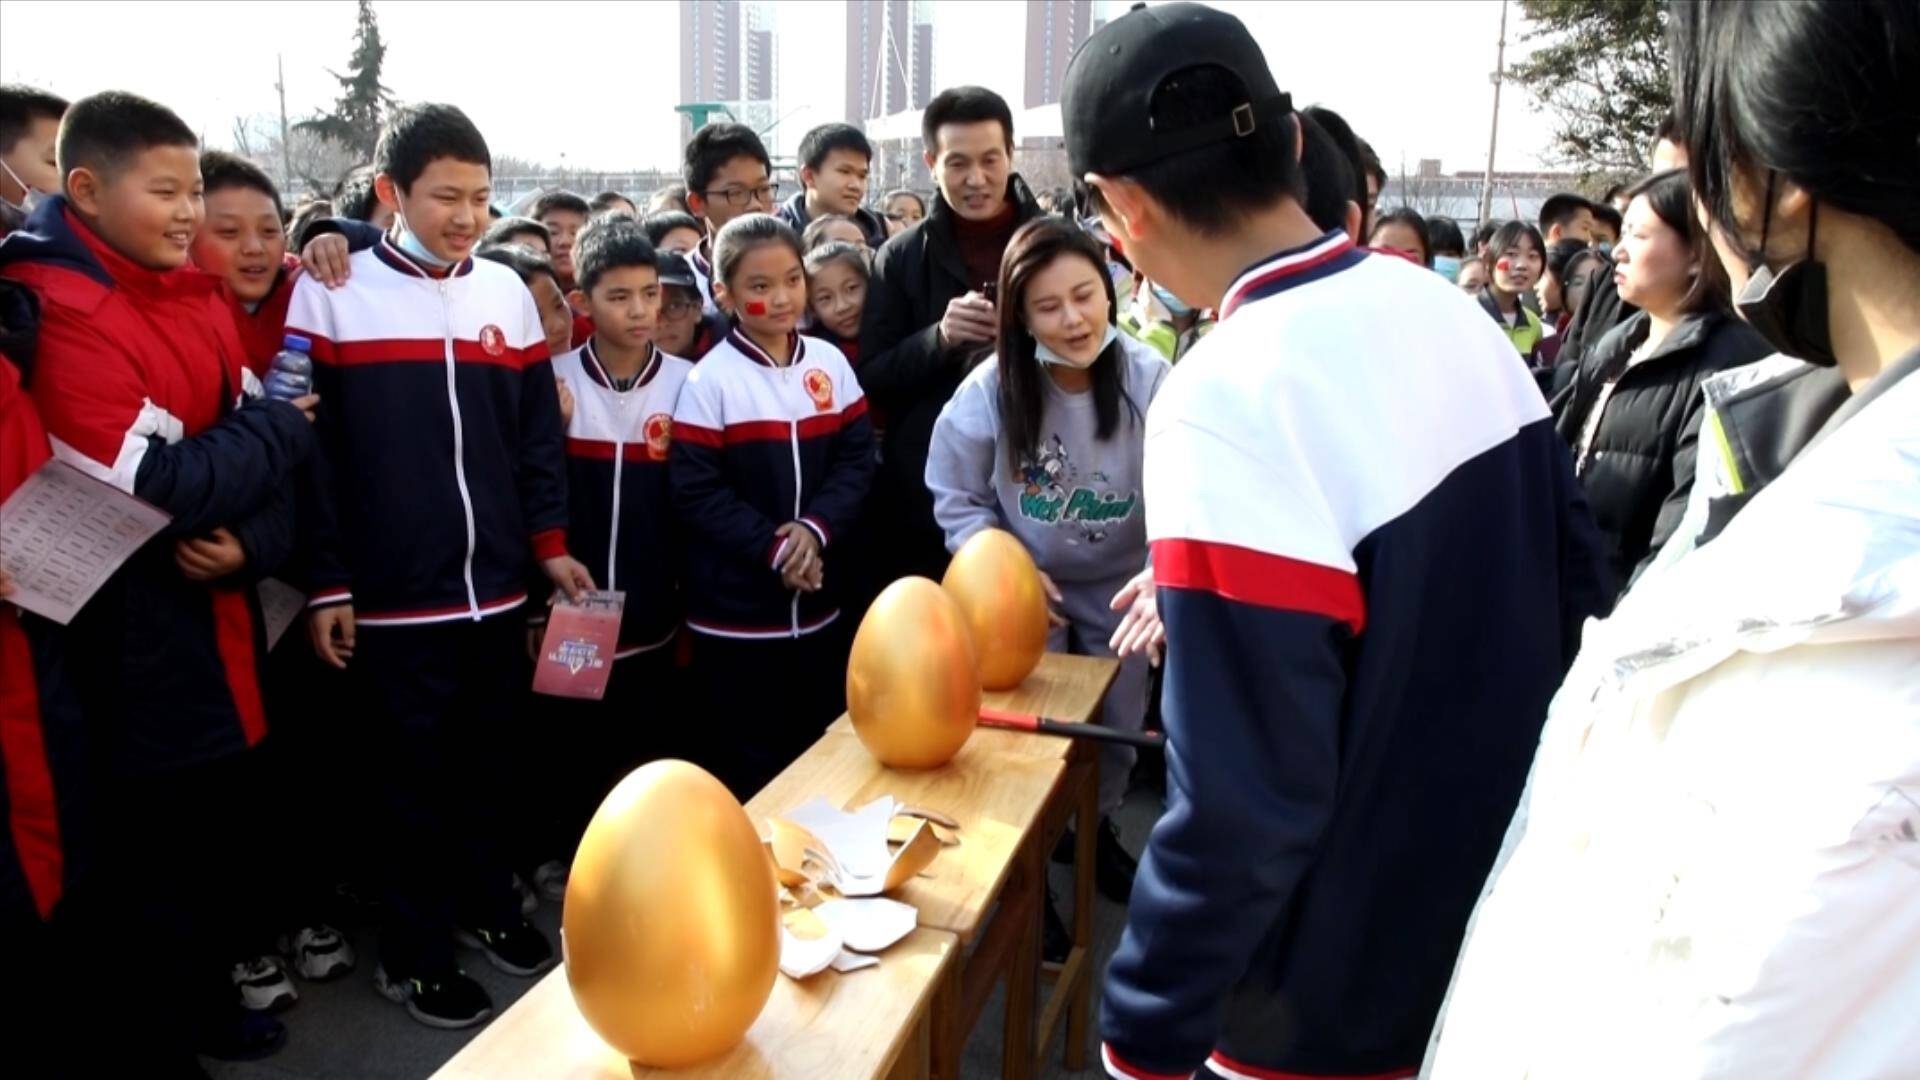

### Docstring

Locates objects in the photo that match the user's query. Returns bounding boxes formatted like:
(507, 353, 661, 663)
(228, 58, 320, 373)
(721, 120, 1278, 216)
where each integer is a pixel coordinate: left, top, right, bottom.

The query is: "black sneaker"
(198, 1005, 287, 1061)
(1050, 827, 1076, 866)
(1096, 817, 1138, 903)
(1042, 890, 1072, 966)
(373, 964, 493, 1030)
(456, 917, 556, 977)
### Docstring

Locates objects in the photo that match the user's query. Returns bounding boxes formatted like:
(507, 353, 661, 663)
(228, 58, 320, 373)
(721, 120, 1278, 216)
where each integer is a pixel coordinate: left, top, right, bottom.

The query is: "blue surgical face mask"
(0, 157, 48, 215)
(1035, 323, 1118, 369)
(392, 209, 455, 269)
(1149, 282, 1193, 318)
(1595, 241, 1614, 258)
(1432, 254, 1462, 282)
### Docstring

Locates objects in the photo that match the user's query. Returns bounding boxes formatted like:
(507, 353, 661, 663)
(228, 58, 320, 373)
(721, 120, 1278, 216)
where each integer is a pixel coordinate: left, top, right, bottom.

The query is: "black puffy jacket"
(856, 175, 1046, 579)
(1553, 309, 1770, 593)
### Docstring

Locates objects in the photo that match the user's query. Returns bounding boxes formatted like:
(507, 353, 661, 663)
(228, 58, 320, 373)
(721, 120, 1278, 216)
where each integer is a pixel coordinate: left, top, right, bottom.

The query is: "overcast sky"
(0, 0, 1558, 177)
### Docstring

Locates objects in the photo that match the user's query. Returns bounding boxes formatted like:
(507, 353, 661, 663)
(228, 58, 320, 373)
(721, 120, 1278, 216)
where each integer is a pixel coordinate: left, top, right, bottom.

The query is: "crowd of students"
(2, 0, 1917, 1076)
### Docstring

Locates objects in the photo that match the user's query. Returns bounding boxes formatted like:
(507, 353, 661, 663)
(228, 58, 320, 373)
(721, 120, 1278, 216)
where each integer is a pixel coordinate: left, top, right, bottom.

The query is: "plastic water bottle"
(263, 333, 313, 401)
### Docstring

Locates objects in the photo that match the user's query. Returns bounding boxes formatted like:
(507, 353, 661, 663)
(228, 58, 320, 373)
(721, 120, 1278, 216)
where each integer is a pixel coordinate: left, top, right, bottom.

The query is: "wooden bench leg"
(887, 1012, 933, 1080)
(929, 959, 964, 1080)
(1066, 753, 1099, 1070)
(1002, 846, 1041, 1080)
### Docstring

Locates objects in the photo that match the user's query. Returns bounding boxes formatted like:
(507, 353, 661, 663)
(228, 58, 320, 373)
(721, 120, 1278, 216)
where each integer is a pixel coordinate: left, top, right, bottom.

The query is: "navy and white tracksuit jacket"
(669, 329, 874, 638)
(1099, 232, 1610, 1080)
(286, 239, 569, 626)
(551, 339, 693, 655)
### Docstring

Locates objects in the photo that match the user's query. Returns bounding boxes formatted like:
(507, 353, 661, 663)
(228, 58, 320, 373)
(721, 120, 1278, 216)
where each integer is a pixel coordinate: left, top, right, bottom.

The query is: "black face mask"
(1735, 172, 1835, 367)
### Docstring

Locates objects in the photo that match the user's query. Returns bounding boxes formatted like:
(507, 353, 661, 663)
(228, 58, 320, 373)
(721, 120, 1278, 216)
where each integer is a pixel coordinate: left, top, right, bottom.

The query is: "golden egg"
(942, 528, 1049, 690)
(563, 760, 779, 1068)
(847, 576, 982, 768)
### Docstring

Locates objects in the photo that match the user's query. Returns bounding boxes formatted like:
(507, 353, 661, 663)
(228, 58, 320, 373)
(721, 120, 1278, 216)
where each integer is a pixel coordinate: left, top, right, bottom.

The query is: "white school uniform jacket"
(1099, 230, 1609, 1080)
(668, 328, 875, 638)
(552, 339, 694, 655)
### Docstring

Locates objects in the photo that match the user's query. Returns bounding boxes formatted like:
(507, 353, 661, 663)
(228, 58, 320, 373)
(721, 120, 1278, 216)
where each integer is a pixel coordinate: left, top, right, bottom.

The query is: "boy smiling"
(288, 102, 590, 1030)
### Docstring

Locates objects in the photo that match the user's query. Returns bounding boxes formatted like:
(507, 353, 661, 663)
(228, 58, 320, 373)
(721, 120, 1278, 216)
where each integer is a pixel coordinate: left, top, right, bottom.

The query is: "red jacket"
(0, 345, 85, 921)
(225, 253, 303, 375)
(0, 199, 314, 776)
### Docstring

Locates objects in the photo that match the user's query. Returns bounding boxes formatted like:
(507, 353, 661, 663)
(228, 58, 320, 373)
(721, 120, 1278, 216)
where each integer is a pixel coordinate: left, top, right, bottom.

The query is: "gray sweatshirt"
(926, 333, 1169, 585)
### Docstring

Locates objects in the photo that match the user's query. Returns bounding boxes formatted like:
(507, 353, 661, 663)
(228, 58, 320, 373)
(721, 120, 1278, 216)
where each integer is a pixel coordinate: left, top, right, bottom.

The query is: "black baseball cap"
(1062, 2, 1292, 179)
(656, 251, 698, 290)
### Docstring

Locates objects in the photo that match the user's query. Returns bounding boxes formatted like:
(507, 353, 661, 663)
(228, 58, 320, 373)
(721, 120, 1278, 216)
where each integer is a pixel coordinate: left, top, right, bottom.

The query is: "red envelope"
(532, 590, 625, 700)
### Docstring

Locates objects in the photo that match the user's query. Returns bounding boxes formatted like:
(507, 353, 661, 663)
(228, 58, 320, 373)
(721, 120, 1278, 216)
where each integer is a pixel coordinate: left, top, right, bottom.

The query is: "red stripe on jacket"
(306, 335, 544, 370)
(1151, 537, 1367, 633)
(210, 588, 268, 748)
(673, 398, 871, 448)
(567, 437, 660, 463)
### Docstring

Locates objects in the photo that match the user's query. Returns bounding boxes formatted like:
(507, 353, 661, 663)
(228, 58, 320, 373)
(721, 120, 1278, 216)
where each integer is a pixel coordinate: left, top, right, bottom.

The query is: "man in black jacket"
(859, 86, 1046, 583)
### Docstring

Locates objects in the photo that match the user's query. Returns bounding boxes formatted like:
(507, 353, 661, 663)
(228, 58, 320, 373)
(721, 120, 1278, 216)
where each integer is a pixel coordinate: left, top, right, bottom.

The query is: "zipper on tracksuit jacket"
(440, 280, 482, 619)
(607, 391, 628, 593)
(782, 363, 805, 638)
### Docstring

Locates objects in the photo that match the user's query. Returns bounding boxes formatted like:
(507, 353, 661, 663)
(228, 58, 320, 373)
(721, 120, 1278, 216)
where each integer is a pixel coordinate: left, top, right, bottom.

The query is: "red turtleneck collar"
(952, 199, 1018, 291)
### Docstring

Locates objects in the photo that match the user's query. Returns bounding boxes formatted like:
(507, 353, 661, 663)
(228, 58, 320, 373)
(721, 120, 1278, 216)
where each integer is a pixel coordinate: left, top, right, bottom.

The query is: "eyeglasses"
(661, 296, 700, 318)
(703, 182, 780, 208)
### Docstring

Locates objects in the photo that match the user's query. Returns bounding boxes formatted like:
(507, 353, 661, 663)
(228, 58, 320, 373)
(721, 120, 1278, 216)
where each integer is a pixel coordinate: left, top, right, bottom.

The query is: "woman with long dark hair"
(1430, 1, 1920, 1073)
(1551, 169, 1768, 592)
(926, 217, 1167, 907)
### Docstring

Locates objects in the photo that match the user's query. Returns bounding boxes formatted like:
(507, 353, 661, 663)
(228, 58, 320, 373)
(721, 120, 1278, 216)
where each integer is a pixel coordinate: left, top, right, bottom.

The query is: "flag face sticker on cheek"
(744, 300, 768, 316)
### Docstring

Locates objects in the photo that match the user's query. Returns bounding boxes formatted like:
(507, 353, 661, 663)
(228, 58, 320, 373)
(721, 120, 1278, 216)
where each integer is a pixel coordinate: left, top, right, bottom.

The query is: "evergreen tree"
(297, 0, 396, 162)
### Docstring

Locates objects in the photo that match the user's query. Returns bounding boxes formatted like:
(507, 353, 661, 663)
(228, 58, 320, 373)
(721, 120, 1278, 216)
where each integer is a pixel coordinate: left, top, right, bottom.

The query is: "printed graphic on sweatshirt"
(1015, 434, 1138, 544)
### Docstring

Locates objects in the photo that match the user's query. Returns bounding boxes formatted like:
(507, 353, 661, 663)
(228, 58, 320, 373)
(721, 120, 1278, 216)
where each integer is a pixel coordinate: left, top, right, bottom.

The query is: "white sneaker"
(513, 873, 538, 916)
(232, 955, 298, 1012)
(279, 925, 356, 982)
(533, 860, 569, 903)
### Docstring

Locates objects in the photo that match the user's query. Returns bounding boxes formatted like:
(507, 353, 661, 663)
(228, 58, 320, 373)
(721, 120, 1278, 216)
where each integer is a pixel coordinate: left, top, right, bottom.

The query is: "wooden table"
(433, 926, 959, 1080)
(435, 653, 1116, 1080)
(822, 652, 1120, 1077)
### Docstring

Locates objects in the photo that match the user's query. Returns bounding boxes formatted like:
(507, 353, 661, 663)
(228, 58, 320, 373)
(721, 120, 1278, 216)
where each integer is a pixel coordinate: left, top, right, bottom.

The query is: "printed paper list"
(0, 460, 170, 624)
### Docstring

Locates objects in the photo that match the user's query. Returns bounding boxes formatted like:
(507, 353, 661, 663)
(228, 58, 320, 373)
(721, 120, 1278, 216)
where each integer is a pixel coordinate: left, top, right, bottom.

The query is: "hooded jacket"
(857, 175, 1046, 575)
(1553, 309, 1770, 592)
(775, 191, 889, 251)
(1429, 348, 1920, 1079)
(0, 198, 313, 775)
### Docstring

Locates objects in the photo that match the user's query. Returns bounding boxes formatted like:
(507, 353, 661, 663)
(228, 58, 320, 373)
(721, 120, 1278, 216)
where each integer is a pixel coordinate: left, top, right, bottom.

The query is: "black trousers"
(353, 614, 526, 980)
(688, 624, 848, 800)
(259, 636, 366, 927)
(58, 750, 281, 1063)
(526, 644, 682, 869)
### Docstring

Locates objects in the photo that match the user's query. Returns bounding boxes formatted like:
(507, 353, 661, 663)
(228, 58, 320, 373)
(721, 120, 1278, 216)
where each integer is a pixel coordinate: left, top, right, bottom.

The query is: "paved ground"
(209, 784, 1164, 1079)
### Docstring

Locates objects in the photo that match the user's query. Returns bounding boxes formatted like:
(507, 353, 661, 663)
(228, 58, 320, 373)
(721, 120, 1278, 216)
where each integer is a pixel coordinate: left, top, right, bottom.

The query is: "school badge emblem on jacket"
(644, 413, 673, 461)
(479, 323, 506, 357)
(804, 368, 835, 412)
